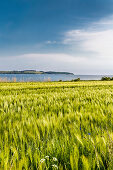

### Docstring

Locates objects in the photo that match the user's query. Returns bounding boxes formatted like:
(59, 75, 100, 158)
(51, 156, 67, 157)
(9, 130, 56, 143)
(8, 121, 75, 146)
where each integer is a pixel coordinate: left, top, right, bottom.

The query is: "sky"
(0, 0, 113, 74)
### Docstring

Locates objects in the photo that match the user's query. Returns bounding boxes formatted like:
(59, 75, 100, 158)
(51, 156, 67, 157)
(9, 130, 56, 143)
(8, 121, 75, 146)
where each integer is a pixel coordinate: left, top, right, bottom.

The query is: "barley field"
(0, 81, 113, 169)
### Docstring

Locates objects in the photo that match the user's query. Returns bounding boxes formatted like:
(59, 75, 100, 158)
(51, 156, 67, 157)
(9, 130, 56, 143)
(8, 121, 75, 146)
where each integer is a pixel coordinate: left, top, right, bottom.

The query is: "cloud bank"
(1, 15, 113, 74)
(63, 15, 113, 59)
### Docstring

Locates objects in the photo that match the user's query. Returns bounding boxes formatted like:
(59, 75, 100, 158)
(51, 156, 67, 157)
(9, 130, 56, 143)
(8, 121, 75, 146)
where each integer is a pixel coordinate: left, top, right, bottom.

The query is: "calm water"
(0, 74, 112, 82)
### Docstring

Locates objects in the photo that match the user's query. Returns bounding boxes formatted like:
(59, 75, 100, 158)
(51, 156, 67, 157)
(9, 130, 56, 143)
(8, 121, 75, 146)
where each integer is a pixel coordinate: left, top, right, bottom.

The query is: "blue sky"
(0, 0, 113, 74)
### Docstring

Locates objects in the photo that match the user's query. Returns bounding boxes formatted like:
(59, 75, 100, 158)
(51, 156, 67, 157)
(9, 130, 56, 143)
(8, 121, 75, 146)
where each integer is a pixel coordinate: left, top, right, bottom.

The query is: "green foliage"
(101, 76, 113, 81)
(71, 78, 80, 82)
(0, 81, 113, 169)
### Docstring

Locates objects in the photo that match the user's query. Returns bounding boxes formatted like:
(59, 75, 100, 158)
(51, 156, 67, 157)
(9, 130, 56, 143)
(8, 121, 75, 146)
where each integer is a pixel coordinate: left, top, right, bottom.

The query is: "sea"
(0, 74, 112, 82)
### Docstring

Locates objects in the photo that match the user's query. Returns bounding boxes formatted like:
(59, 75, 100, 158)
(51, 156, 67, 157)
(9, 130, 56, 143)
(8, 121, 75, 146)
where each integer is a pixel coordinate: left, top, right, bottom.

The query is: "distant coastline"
(0, 70, 74, 75)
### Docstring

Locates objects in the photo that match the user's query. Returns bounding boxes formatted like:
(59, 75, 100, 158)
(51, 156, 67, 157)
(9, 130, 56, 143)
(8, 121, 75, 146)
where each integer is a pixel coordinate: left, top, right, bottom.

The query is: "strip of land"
(0, 70, 74, 75)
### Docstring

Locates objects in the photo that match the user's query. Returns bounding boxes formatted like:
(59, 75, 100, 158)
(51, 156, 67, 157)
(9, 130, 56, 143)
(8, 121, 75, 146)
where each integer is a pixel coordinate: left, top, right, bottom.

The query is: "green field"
(0, 81, 113, 169)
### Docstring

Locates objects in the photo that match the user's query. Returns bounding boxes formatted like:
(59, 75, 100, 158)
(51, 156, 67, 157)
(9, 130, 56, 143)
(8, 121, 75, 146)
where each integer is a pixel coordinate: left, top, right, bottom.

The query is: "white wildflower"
(52, 164, 58, 169)
(53, 157, 58, 162)
(40, 158, 45, 163)
(45, 155, 49, 160)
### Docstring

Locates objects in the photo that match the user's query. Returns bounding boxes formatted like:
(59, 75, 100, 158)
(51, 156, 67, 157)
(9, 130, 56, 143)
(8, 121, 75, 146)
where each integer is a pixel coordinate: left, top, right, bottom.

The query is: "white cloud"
(0, 53, 88, 73)
(18, 53, 87, 66)
(92, 15, 113, 26)
(45, 40, 57, 44)
(63, 15, 113, 59)
(0, 51, 113, 74)
(19, 53, 79, 62)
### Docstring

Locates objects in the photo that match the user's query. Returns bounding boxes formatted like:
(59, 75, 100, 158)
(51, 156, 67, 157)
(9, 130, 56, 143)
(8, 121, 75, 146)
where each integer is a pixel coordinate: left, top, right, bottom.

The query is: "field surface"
(0, 81, 113, 169)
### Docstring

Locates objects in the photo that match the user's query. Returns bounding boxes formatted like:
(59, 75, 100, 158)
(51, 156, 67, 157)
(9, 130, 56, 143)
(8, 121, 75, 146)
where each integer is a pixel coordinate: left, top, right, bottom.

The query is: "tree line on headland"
(0, 70, 74, 75)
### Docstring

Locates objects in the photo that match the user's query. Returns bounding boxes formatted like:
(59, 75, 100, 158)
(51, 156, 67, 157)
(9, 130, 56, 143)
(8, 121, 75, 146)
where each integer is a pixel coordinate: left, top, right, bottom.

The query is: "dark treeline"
(101, 77, 113, 81)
